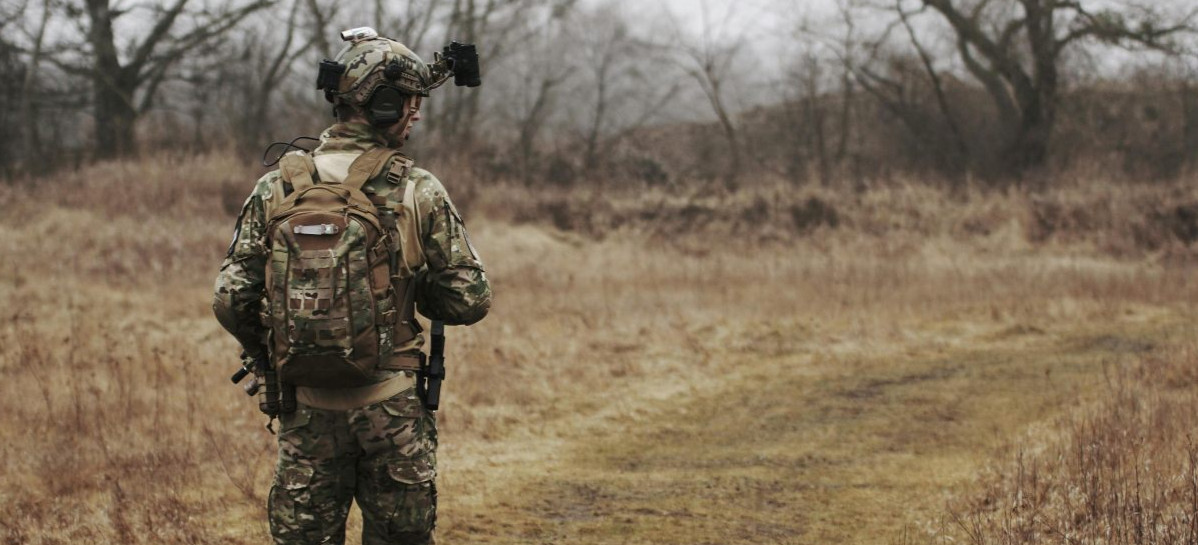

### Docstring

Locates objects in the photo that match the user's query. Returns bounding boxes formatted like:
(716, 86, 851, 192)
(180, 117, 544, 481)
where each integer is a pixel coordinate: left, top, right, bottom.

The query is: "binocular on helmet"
(441, 42, 481, 88)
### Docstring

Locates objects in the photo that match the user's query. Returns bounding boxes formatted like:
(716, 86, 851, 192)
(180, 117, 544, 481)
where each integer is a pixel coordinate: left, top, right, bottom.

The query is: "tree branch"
(262, 0, 311, 94)
(898, 0, 969, 163)
(957, 34, 1017, 121)
(137, 0, 273, 85)
(128, 0, 188, 74)
(1058, 5, 1198, 53)
(922, 0, 1027, 85)
(41, 53, 94, 78)
(136, 59, 171, 113)
(1, 0, 32, 36)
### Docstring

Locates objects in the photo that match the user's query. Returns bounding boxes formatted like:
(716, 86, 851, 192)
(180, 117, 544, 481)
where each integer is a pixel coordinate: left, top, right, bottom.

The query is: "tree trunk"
(82, 0, 269, 159)
(583, 59, 610, 173)
(1184, 80, 1198, 168)
(703, 78, 740, 191)
(1005, 96, 1053, 176)
(717, 111, 741, 191)
(93, 78, 138, 159)
(87, 0, 137, 159)
(1013, 0, 1057, 176)
(808, 88, 830, 186)
(516, 72, 565, 184)
(19, 3, 51, 166)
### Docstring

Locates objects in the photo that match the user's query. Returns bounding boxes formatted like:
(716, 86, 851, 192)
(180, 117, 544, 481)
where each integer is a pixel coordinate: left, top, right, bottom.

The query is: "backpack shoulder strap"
(278, 151, 318, 193)
(390, 158, 426, 272)
(386, 156, 424, 347)
(401, 165, 422, 242)
(342, 148, 398, 191)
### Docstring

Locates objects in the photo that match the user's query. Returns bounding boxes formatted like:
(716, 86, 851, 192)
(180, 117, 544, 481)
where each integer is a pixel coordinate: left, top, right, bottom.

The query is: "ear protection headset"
(366, 86, 407, 127)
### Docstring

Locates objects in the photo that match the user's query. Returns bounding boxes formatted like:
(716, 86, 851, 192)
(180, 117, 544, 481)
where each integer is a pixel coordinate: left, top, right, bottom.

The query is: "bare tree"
(2, 0, 87, 175)
(303, 0, 341, 58)
(896, 2, 970, 168)
(1184, 58, 1198, 170)
(571, 3, 680, 177)
(917, 0, 1198, 176)
(237, 0, 315, 146)
(430, 0, 542, 150)
(15, 0, 51, 164)
(672, 0, 749, 190)
(576, 7, 629, 173)
(0, 21, 23, 176)
(792, 51, 835, 184)
(783, 2, 867, 186)
(833, 0, 974, 177)
(48, 0, 271, 158)
(501, 2, 576, 182)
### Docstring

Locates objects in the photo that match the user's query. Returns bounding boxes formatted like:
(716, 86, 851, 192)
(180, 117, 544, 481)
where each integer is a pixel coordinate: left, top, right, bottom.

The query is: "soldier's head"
(317, 28, 432, 147)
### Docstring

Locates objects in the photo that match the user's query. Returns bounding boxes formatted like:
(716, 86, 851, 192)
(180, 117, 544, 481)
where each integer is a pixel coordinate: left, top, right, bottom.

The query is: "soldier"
(213, 27, 490, 545)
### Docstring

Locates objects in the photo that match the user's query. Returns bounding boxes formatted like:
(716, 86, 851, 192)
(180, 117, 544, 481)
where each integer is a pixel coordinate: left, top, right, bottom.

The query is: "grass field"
(3, 154, 1198, 544)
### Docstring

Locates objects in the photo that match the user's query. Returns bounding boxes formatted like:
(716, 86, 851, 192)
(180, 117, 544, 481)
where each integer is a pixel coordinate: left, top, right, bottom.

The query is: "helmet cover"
(330, 35, 432, 109)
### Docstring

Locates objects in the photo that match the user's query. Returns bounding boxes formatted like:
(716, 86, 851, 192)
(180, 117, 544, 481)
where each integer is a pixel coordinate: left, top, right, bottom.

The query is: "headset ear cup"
(367, 87, 404, 127)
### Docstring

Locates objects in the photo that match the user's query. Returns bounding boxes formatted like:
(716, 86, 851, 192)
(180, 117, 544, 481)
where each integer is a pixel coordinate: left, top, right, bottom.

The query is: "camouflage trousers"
(269, 387, 437, 545)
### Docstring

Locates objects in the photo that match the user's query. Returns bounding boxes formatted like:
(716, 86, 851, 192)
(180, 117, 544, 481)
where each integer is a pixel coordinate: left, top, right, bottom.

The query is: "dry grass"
(925, 341, 1198, 545)
(3, 154, 1198, 543)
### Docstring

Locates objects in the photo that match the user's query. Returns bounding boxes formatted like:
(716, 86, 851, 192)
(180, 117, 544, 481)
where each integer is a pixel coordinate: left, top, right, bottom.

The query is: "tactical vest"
(263, 148, 425, 388)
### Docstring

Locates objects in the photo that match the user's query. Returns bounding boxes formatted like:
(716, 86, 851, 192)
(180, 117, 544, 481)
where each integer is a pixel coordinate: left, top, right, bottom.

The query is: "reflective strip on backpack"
(293, 224, 342, 235)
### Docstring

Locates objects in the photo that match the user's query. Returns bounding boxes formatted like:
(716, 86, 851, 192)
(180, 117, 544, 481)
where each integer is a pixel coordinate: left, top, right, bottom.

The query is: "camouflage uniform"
(214, 122, 491, 545)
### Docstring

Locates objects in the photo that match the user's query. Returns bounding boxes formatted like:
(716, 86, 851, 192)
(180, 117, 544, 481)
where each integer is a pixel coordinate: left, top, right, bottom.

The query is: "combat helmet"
(316, 27, 481, 126)
(316, 28, 429, 126)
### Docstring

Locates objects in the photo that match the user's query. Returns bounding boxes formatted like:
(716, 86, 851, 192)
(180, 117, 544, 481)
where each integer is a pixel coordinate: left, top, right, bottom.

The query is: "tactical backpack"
(264, 148, 423, 388)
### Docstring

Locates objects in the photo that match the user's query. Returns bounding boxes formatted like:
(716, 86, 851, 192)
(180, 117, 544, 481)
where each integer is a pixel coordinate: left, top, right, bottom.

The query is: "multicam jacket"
(214, 123, 491, 393)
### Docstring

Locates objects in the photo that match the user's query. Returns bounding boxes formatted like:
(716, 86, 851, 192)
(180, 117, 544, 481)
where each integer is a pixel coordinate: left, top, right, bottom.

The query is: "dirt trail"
(436, 310, 1184, 545)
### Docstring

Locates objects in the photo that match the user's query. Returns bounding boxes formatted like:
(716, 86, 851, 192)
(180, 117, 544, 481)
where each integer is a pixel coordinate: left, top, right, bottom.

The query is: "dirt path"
(436, 310, 1185, 545)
